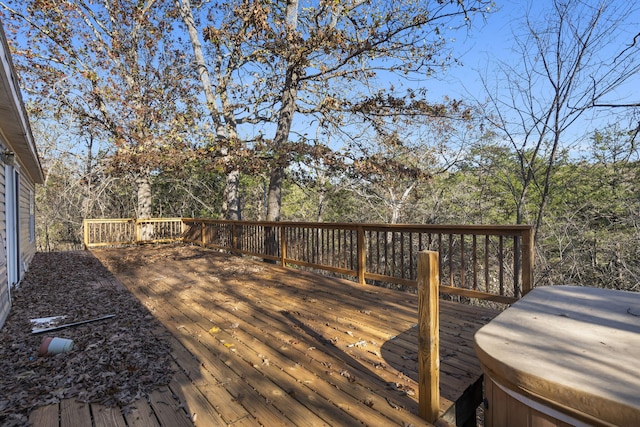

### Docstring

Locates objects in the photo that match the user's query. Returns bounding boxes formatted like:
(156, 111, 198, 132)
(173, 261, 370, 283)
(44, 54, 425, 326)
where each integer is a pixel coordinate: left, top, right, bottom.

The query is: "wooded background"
(1, 0, 638, 292)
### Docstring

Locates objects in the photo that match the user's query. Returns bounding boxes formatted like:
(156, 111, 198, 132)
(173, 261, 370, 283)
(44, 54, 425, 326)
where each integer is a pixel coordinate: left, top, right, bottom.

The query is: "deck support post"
(418, 250, 440, 423)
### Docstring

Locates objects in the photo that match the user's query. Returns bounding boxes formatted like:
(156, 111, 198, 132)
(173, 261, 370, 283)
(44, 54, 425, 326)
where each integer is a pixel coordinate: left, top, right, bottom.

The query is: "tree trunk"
(224, 168, 241, 220)
(175, 0, 240, 220)
(265, 0, 300, 222)
(265, 68, 298, 221)
(266, 167, 284, 222)
(316, 189, 326, 222)
(136, 174, 153, 240)
(264, 168, 283, 262)
(81, 134, 94, 220)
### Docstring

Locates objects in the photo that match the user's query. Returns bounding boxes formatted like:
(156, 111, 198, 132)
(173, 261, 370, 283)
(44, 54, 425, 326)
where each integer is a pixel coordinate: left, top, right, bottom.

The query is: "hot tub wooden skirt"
(483, 375, 595, 427)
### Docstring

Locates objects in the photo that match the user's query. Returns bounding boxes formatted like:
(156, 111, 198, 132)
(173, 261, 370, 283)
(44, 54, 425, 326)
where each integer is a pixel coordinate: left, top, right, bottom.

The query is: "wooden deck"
(29, 387, 194, 427)
(30, 245, 498, 426)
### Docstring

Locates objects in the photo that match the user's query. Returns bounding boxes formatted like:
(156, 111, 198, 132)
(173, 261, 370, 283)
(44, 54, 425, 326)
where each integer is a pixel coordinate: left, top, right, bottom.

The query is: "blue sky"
(410, 0, 640, 158)
(421, 0, 639, 103)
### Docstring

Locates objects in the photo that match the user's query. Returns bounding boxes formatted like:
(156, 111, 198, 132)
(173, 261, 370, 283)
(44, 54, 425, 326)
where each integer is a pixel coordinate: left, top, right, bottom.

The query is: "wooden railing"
(84, 218, 534, 304)
(83, 218, 184, 247)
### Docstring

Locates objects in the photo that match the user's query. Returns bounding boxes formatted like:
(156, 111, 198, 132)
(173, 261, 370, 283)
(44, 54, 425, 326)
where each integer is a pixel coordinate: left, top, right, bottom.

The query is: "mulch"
(0, 250, 174, 426)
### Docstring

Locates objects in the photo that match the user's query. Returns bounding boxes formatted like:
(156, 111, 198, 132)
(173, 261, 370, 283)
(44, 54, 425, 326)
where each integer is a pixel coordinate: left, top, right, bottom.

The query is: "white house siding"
(19, 175, 35, 268)
(0, 20, 44, 330)
(0, 156, 8, 328)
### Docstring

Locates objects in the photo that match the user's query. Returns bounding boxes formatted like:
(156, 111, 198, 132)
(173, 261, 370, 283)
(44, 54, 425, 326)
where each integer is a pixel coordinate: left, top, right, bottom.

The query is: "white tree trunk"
(175, 0, 240, 220)
(136, 174, 153, 240)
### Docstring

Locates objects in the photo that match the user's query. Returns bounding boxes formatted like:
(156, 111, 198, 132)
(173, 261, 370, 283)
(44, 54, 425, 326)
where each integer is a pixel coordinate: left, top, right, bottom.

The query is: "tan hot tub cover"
(475, 285, 640, 426)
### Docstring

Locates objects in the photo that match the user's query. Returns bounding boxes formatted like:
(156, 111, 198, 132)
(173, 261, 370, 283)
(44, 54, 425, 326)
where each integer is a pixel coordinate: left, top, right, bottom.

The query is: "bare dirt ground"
(0, 250, 174, 426)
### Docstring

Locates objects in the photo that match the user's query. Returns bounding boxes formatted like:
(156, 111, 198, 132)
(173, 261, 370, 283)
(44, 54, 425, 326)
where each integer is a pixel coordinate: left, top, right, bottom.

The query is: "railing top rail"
(84, 218, 136, 223)
(181, 218, 533, 235)
(85, 218, 184, 223)
(357, 223, 532, 235)
(136, 217, 184, 222)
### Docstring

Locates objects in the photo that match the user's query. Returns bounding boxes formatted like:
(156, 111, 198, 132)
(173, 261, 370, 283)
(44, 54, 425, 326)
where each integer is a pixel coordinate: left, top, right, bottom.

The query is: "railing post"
(280, 225, 287, 267)
(521, 226, 535, 295)
(357, 226, 366, 285)
(201, 220, 206, 247)
(418, 250, 440, 423)
(135, 219, 141, 244)
(83, 219, 89, 249)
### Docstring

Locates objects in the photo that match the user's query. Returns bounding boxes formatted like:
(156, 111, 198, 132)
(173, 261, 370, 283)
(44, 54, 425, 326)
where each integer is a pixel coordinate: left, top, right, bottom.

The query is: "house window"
(29, 189, 35, 243)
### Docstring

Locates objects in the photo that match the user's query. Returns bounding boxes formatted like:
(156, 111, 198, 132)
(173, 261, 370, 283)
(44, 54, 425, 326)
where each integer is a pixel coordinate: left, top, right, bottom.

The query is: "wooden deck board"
(91, 404, 128, 427)
(168, 367, 228, 426)
(28, 404, 58, 427)
(148, 387, 194, 427)
(27, 245, 498, 427)
(125, 398, 161, 427)
(60, 399, 91, 427)
(150, 303, 300, 426)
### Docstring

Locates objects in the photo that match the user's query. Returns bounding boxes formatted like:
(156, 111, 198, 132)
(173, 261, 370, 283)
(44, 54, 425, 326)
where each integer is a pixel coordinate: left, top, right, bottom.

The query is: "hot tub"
(474, 286, 640, 426)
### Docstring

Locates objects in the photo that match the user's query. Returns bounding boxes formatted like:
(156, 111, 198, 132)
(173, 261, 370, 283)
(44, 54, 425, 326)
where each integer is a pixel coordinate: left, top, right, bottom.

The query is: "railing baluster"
(460, 234, 465, 289)
(499, 236, 504, 296)
(409, 232, 414, 280)
(370, 231, 375, 274)
(400, 232, 405, 279)
(350, 230, 355, 273)
(522, 228, 534, 296)
(341, 229, 345, 269)
(448, 234, 454, 287)
(513, 235, 520, 298)
(384, 232, 389, 276)
(392, 231, 397, 278)
(357, 226, 365, 285)
(320, 227, 323, 264)
(485, 235, 490, 294)
(280, 225, 286, 266)
(331, 228, 335, 268)
(472, 235, 478, 291)
(304, 227, 309, 264)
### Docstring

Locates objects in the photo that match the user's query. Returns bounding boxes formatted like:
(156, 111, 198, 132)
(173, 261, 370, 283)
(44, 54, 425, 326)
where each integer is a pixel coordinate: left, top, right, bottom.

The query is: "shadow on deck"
(30, 244, 498, 426)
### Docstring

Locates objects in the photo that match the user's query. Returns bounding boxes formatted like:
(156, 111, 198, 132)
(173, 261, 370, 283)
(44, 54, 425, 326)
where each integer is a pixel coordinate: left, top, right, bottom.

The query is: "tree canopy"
(1, 0, 639, 292)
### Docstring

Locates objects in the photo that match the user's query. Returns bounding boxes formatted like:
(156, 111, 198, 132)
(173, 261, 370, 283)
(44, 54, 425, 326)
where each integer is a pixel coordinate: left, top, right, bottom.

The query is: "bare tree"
(479, 0, 640, 238)
(174, 0, 244, 219)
